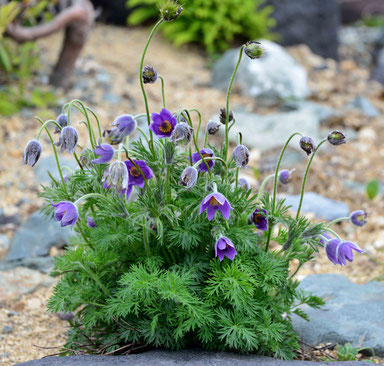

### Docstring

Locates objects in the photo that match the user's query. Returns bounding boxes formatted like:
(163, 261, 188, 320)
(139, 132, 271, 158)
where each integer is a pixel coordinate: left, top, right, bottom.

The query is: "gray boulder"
(284, 192, 349, 221)
(34, 155, 79, 184)
(212, 40, 309, 104)
(347, 96, 379, 118)
(293, 274, 384, 356)
(15, 349, 370, 366)
(4, 210, 71, 261)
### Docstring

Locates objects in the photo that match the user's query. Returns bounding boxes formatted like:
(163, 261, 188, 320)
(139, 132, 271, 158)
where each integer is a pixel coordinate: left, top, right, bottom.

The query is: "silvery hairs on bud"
(170, 122, 193, 147)
(180, 166, 198, 189)
(22, 139, 42, 167)
(207, 120, 221, 135)
(55, 126, 78, 153)
(233, 145, 250, 168)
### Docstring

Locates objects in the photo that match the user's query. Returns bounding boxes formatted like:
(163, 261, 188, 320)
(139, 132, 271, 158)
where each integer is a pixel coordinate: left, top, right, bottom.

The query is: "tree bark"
(5, 0, 95, 89)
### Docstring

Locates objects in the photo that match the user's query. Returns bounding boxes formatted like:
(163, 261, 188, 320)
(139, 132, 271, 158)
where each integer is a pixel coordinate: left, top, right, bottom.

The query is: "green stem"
(75, 261, 111, 297)
(289, 262, 303, 280)
(74, 193, 110, 206)
(137, 127, 150, 145)
(296, 138, 327, 219)
(35, 117, 67, 192)
(272, 132, 303, 215)
(158, 75, 166, 108)
(265, 226, 272, 252)
(235, 168, 239, 188)
(324, 227, 343, 243)
(224, 46, 244, 163)
(77, 223, 94, 250)
(188, 108, 202, 140)
(86, 106, 102, 139)
(142, 217, 151, 256)
(73, 152, 83, 170)
(139, 19, 164, 151)
(166, 165, 171, 204)
(35, 120, 62, 140)
(257, 174, 275, 201)
(327, 217, 350, 227)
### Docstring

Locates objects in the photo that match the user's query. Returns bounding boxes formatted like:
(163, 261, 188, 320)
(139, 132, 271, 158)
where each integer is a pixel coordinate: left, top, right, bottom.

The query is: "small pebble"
(2, 325, 13, 334)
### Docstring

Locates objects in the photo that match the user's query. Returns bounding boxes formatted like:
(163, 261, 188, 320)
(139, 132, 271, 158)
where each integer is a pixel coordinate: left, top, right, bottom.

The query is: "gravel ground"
(1, 24, 384, 364)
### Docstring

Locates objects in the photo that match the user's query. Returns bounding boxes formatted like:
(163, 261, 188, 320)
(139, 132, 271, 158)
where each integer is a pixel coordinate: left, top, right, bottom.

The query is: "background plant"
(126, 0, 275, 54)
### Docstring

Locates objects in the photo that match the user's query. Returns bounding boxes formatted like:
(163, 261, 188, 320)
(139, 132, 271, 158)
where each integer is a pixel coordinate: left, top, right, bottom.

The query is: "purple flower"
(350, 210, 368, 227)
(191, 148, 215, 172)
(103, 161, 129, 194)
(299, 136, 316, 156)
(125, 160, 153, 188)
(22, 139, 42, 167)
(278, 169, 295, 184)
(238, 177, 251, 191)
(250, 208, 268, 231)
(87, 217, 97, 228)
(199, 192, 233, 221)
(325, 239, 364, 266)
(319, 232, 331, 246)
(51, 201, 78, 229)
(112, 115, 136, 136)
(170, 122, 193, 146)
(92, 143, 115, 164)
(180, 166, 198, 188)
(327, 130, 346, 146)
(55, 114, 68, 134)
(142, 66, 158, 84)
(55, 126, 78, 153)
(233, 144, 250, 168)
(150, 108, 177, 138)
(215, 237, 237, 262)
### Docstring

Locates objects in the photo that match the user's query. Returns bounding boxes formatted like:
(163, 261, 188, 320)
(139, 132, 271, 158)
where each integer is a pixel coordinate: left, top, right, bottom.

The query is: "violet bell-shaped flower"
(180, 166, 198, 189)
(191, 148, 215, 172)
(124, 159, 154, 199)
(103, 160, 129, 194)
(278, 169, 295, 184)
(170, 122, 193, 146)
(350, 210, 368, 227)
(55, 126, 78, 153)
(51, 201, 79, 229)
(22, 139, 42, 167)
(215, 237, 237, 262)
(238, 177, 251, 191)
(92, 143, 115, 164)
(250, 208, 268, 231)
(150, 108, 177, 138)
(199, 192, 233, 221)
(54, 113, 68, 134)
(325, 238, 364, 266)
(112, 114, 137, 136)
(233, 144, 250, 168)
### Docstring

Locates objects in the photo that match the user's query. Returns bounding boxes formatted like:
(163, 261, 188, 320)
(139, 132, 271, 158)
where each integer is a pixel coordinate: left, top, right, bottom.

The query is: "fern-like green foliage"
(126, 0, 275, 54)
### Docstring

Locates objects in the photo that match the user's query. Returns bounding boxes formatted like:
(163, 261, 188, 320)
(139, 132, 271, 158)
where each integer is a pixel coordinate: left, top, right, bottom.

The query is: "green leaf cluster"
(126, 0, 275, 54)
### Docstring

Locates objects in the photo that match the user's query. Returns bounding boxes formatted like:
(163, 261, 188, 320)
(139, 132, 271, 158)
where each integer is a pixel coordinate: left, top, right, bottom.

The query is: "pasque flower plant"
(23, 1, 366, 359)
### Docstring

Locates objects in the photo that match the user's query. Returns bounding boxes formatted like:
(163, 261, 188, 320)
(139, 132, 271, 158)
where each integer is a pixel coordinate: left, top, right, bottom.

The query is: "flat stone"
(212, 109, 319, 153)
(0, 266, 54, 302)
(284, 192, 349, 220)
(1, 325, 13, 334)
(346, 96, 379, 118)
(15, 349, 369, 366)
(4, 211, 71, 261)
(293, 274, 384, 356)
(212, 41, 309, 104)
(34, 156, 78, 184)
(0, 256, 55, 274)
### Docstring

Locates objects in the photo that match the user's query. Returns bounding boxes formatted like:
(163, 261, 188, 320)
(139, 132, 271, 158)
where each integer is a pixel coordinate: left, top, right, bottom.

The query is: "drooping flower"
(103, 128, 125, 145)
(56, 126, 78, 153)
(170, 122, 193, 146)
(150, 108, 177, 138)
(22, 139, 42, 167)
(92, 143, 115, 164)
(51, 201, 78, 229)
(238, 177, 251, 191)
(103, 161, 129, 194)
(233, 144, 250, 168)
(55, 113, 68, 134)
(299, 136, 316, 156)
(180, 166, 198, 188)
(112, 115, 137, 136)
(215, 237, 237, 262)
(219, 107, 233, 125)
(325, 239, 364, 266)
(199, 192, 233, 221)
(207, 120, 221, 135)
(327, 130, 346, 146)
(142, 66, 158, 84)
(87, 217, 97, 228)
(350, 210, 368, 227)
(250, 208, 268, 231)
(244, 41, 263, 59)
(192, 148, 215, 172)
(278, 169, 295, 184)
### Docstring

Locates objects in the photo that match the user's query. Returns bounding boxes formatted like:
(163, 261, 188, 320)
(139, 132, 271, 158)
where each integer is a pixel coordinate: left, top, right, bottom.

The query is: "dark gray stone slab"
(15, 349, 371, 366)
(293, 274, 384, 357)
(284, 192, 349, 221)
(4, 211, 71, 261)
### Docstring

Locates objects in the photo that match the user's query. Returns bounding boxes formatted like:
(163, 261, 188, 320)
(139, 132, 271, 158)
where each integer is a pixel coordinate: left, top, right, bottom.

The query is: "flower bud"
(327, 130, 346, 146)
(278, 169, 295, 184)
(207, 120, 221, 135)
(350, 210, 368, 227)
(55, 113, 68, 134)
(22, 139, 42, 167)
(112, 114, 137, 136)
(103, 160, 129, 194)
(233, 144, 250, 168)
(142, 66, 158, 84)
(219, 107, 234, 125)
(238, 177, 251, 191)
(299, 136, 316, 156)
(160, 1, 183, 21)
(170, 122, 193, 146)
(55, 126, 78, 153)
(180, 166, 198, 188)
(244, 41, 263, 59)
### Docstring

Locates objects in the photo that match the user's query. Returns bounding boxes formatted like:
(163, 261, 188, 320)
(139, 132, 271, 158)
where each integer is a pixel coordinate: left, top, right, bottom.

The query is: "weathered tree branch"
(5, 0, 95, 89)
